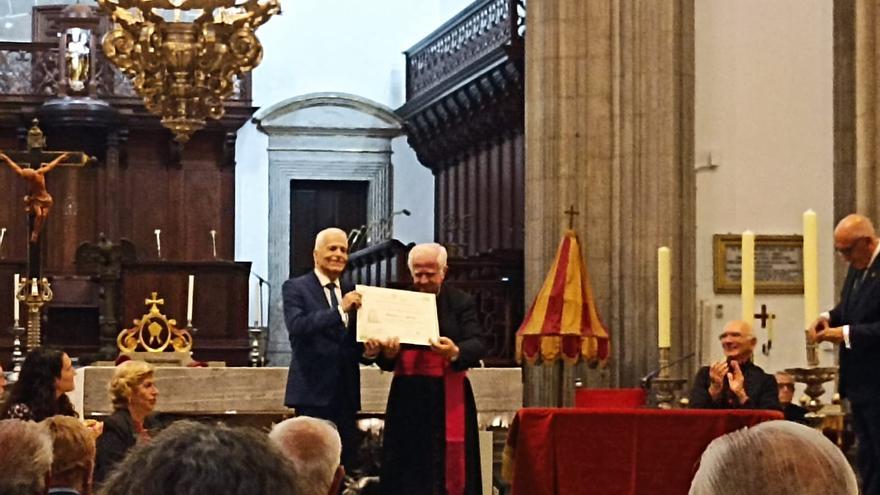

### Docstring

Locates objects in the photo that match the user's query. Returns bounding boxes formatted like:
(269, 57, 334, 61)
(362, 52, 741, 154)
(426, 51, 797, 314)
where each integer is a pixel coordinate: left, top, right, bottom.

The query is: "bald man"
(689, 320, 779, 410)
(282, 227, 380, 471)
(809, 213, 880, 494)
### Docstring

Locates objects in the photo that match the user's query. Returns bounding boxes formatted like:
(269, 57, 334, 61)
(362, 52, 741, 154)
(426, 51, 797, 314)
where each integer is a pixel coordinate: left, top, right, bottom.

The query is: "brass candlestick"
(16, 277, 52, 351)
(9, 321, 25, 378)
(248, 326, 266, 367)
(651, 347, 687, 409)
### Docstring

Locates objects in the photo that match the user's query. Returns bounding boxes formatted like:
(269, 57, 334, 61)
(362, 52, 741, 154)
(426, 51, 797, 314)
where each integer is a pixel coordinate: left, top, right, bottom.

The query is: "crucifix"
(754, 303, 776, 356)
(2, 119, 92, 349)
(564, 204, 579, 229)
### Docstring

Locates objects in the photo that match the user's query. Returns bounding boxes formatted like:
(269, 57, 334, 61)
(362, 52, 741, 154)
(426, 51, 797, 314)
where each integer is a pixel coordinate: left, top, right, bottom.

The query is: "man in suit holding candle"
(689, 320, 779, 410)
(809, 213, 880, 494)
(282, 227, 381, 472)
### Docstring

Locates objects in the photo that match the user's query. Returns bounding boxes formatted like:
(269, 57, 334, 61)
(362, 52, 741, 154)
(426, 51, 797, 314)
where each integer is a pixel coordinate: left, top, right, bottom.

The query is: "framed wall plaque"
(713, 234, 804, 294)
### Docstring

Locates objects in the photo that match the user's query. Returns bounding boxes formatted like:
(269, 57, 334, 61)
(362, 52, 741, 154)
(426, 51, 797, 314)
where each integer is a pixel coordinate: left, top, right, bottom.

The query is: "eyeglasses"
(836, 237, 866, 257)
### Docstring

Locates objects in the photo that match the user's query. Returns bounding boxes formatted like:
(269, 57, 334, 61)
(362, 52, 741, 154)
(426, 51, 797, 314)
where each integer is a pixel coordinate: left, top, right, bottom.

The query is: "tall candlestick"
(741, 231, 755, 323)
(13, 273, 19, 323)
(30, 278, 38, 296)
(657, 247, 671, 348)
(186, 274, 194, 323)
(803, 210, 818, 329)
(254, 281, 262, 327)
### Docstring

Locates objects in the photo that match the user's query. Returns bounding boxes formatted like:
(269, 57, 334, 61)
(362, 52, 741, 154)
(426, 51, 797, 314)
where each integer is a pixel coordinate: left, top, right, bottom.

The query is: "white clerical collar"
(314, 269, 338, 288)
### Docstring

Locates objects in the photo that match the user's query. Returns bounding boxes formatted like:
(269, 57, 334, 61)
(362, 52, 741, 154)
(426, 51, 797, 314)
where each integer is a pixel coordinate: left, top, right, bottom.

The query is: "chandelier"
(96, 0, 280, 142)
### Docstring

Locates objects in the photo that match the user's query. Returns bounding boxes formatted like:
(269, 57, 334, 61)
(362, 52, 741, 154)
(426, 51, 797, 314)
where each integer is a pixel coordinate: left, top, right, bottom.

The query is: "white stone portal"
(253, 92, 403, 364)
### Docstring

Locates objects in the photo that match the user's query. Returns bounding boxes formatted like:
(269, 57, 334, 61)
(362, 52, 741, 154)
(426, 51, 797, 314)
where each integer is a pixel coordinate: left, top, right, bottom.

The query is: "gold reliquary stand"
(116, 292, 195, 365)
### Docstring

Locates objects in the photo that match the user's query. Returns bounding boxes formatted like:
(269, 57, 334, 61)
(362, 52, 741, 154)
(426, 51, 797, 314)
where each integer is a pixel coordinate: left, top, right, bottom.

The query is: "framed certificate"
(713, 234, 804, 294)
(355, 284, 440, 345)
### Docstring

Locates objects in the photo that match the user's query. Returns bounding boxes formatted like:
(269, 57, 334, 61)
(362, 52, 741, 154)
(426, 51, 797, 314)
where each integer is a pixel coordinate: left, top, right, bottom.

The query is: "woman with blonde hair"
(94, 360, 158, 483)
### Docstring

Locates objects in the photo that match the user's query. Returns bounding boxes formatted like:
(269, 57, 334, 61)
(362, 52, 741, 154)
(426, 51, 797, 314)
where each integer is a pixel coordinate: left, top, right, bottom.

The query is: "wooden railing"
(0, 41, 251, 103)
(404, 0, 525, 99)
(345, 240, 413, 289)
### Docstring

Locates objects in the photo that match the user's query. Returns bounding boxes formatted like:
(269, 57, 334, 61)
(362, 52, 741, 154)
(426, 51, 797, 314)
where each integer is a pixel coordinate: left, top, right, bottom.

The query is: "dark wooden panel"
(513, 131, 524, 249)
(290, 180, 368, 278)
(121, 261, 251, 366)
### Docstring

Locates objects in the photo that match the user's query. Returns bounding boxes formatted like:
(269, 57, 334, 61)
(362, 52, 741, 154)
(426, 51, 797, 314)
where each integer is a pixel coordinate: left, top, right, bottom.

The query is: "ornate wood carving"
(397, 0, 526, 365)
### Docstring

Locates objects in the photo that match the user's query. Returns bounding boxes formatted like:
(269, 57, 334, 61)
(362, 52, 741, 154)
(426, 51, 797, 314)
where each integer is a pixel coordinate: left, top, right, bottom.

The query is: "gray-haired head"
(408, 243, 449, 294)
(0, 419, 53, 495)
(269, 416, 343, 495)
(313, 228, 347, 251)
(689, 420, 857, 495)
(99, 420, 298, 495)
(407, 242, 448, 272)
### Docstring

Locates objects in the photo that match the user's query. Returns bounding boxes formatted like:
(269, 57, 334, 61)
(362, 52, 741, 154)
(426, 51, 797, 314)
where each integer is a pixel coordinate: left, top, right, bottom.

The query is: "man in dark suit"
(810, 213, 880, 495)
(377, 243, 489, 495)
(282, 227, 380, 470)
(688, 320, 779, 410)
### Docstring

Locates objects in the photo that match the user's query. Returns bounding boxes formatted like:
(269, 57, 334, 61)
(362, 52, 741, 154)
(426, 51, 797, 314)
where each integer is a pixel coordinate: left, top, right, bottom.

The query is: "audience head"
(99, 420, 298, 495)
(834, 214, 879, 269)
(269, 416, 344, 495)
(689, 420, 857, 495)
(108, 360, 157, 416)
(42, 415, 96, 494)
(0, 347, 77, 421)
(775, 371, 796, 406)
(717, 320, 756, 363)
(313, 228, 349, 280)
(408, 243, 448, 294)
(0, 419, 53, 495)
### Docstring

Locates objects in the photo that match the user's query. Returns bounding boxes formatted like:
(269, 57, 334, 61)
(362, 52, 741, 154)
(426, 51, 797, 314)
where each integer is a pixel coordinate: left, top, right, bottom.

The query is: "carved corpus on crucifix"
(1, 119, 92, 247)
(2, 119, 92, 349)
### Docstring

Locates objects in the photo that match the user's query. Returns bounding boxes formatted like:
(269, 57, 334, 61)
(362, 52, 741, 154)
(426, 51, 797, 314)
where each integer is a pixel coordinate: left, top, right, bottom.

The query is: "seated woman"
(0, 347, 77, 421)
(94, 360, 159, 484)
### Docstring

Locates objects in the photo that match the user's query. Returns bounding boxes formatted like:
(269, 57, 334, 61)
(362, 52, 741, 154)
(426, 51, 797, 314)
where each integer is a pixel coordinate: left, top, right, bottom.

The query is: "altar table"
(504, 407, 783, 495)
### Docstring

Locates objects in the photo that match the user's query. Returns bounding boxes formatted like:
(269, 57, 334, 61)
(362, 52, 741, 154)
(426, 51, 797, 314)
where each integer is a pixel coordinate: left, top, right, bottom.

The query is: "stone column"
(852, 0, 880, 219)
(524, 0, 695, 405)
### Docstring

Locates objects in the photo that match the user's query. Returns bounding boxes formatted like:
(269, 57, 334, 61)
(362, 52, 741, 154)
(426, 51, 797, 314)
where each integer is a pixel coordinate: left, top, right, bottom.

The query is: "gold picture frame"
(713, 234, 804, 294)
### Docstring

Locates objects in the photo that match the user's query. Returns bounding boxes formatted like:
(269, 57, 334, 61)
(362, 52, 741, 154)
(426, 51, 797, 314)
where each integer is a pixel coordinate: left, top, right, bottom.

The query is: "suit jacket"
(282, 272, 363, 409)
(377, 285, 489, 373)
(829, 258, 880, 404)
(688, 360, 780, 410)
(94, 409, 152, 483)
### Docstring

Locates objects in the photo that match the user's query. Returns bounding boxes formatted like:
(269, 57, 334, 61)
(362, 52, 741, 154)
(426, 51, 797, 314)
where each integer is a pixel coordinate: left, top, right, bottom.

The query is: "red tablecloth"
(503, 407, 783, 495)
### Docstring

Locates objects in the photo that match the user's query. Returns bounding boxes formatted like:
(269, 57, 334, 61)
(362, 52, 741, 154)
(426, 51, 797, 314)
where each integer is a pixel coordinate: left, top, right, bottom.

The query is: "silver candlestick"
(651, 347, 687, 409)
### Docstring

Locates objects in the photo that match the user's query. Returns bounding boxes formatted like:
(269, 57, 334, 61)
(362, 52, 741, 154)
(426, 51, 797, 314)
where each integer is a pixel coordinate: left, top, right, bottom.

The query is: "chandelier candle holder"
(96, 0, 281, 143)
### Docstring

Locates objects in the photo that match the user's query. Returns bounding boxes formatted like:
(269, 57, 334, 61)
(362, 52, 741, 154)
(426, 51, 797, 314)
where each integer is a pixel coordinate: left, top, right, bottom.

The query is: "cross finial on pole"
(564, 204, 579, 229)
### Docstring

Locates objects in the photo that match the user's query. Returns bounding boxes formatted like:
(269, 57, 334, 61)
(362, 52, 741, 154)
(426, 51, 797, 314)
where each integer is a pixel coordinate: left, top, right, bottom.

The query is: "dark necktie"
(852, 270, 867, 297)
(325, 282, 339, 310)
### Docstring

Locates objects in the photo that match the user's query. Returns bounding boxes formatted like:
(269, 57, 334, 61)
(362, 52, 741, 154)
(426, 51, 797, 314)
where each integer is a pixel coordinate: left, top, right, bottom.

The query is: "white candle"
(186, 274, 194, 323)
(803, 210, 819, 329)
(13, 273, 19, 323)
(741, 231, 755, 323)
(154, 229, 162, 258)
(657, 246, 671, 348)
(210, 230, 217, 258)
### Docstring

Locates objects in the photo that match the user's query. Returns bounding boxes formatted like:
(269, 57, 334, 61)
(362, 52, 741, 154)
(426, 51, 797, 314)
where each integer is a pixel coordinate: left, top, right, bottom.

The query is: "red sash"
(395, 349, 466, 495)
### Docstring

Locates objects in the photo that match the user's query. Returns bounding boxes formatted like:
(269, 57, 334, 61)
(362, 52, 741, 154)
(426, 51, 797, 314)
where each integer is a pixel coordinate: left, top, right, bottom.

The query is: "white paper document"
(355, 284, 440, 346)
